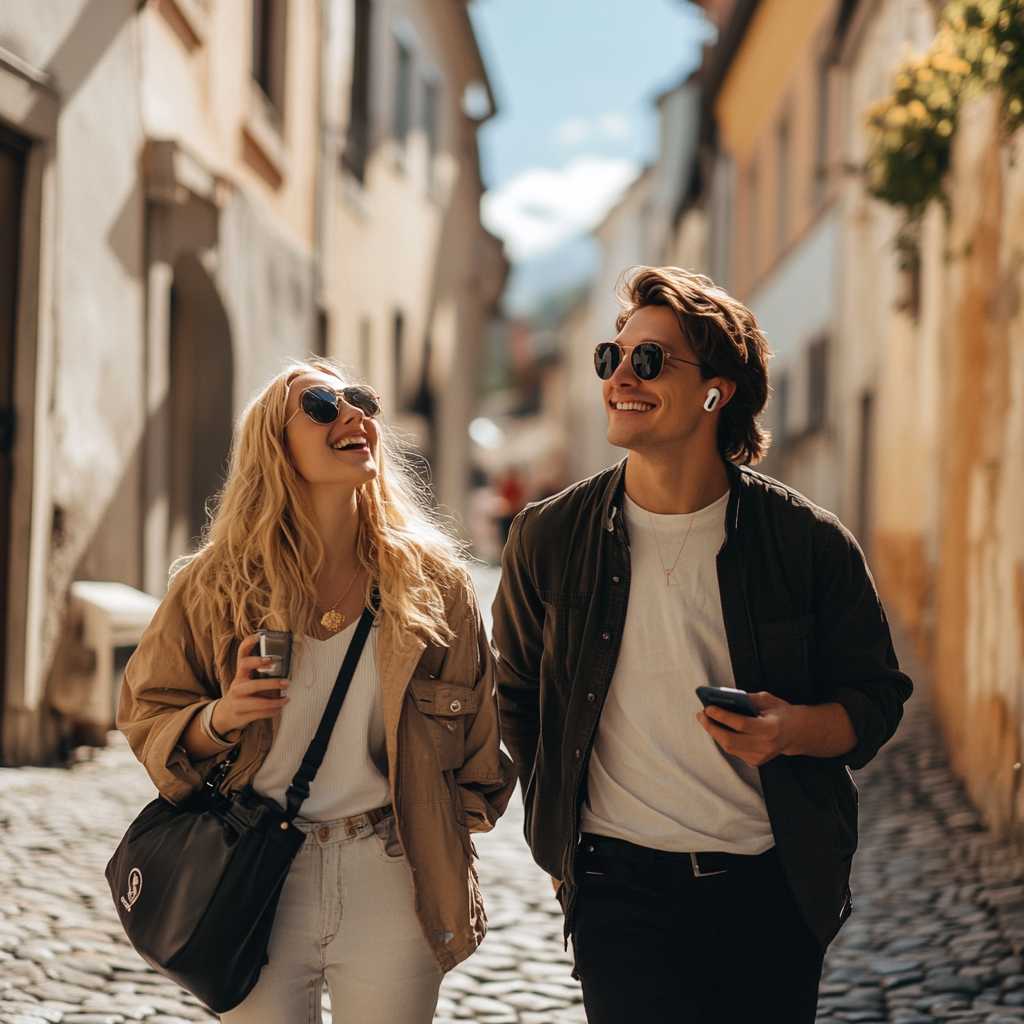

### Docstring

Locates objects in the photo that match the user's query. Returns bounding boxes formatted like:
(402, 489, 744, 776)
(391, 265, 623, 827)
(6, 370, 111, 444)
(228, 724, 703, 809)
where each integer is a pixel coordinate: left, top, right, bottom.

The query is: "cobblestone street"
(1, 573, 1024, 1022)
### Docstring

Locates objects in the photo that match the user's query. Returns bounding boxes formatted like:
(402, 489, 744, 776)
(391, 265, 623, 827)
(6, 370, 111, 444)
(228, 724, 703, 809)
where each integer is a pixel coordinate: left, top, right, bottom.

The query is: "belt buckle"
(690, 852, 728, 877)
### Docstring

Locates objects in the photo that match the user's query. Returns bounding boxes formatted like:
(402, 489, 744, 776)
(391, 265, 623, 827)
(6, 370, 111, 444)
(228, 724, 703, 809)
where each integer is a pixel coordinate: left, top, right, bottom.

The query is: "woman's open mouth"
(331, 434, 369, 451)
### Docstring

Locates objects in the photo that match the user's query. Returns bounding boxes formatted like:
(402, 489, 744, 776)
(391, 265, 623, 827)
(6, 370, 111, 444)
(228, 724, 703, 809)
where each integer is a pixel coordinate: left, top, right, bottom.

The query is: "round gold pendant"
(321, 609, 345, 632)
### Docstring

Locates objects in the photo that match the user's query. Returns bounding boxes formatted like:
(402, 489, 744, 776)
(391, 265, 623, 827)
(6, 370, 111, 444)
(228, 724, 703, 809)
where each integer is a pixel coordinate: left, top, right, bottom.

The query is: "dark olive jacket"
(491, 460, 912, 949)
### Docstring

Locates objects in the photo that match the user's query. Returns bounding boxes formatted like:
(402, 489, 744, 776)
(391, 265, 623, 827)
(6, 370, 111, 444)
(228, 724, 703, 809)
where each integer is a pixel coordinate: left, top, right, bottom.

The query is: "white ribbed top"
(251, 621, 390, 822)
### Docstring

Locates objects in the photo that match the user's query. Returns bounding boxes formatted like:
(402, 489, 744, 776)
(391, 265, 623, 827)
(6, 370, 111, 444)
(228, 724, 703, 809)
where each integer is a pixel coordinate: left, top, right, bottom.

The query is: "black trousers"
(572, 835, 824, 1024)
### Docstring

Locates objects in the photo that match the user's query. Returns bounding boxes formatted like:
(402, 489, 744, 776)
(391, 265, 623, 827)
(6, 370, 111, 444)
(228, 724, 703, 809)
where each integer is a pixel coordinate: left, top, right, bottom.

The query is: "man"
(491, 267, 912, 1023)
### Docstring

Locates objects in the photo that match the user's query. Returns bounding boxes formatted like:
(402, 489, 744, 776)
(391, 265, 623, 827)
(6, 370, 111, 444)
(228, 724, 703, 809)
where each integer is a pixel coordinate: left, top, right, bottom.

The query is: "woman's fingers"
(230, 676, 291, 698)
(238, 634, 261, 660)
(212, 691, 290, 734)
(236, 654, 272, 680)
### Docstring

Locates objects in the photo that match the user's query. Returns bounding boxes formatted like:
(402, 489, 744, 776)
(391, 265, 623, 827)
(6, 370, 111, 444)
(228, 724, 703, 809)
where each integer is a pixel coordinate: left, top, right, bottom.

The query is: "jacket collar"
(601, 459, 628, 534)
(601, 455, 745, 538)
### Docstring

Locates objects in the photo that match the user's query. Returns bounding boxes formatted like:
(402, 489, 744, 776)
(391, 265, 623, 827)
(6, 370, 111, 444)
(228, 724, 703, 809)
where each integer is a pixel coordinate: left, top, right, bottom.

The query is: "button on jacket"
(492, 460, 913, 949)
(118, 574, 516, 973)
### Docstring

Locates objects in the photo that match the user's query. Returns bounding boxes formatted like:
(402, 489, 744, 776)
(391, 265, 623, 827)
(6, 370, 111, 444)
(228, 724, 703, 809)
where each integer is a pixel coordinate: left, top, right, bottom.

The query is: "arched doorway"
(168, 253, 234, 560)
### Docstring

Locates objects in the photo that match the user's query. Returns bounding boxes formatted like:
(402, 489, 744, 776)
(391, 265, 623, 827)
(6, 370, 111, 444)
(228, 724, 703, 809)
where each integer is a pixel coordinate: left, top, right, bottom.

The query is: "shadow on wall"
(44, 253, 235, 758)
(169, 252, 234, 559)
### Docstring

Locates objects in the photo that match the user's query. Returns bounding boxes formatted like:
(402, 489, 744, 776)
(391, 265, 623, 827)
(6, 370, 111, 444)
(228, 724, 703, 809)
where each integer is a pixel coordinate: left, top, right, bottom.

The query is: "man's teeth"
(614, 402, 654, 411)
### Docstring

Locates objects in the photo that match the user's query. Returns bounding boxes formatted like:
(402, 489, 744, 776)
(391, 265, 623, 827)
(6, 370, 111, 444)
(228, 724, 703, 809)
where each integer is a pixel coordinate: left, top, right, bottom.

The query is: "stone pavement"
(1, 571, 1024, 1021)
(812, 629, 1024, 1024)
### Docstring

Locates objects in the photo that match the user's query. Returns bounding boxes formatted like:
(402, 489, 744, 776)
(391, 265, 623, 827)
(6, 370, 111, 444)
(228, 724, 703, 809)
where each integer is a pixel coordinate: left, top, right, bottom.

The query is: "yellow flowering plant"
(864, 0, 1024, 217)
(863, 36, 971, 214)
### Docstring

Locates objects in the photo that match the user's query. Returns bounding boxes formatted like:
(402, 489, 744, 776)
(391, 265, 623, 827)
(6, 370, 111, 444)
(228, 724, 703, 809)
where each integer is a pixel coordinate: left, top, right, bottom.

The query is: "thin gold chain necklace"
(634, 458, 714, 586)
(319, 566, 362, 632)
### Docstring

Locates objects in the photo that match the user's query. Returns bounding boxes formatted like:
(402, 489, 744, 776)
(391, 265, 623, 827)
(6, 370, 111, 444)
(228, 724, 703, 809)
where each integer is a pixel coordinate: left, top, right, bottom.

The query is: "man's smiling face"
(602, 304, 710, 455)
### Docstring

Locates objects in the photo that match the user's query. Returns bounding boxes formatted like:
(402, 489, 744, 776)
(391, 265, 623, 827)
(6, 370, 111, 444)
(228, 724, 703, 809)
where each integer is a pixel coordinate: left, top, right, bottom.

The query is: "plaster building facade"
(691, 0, 1024, 842)
(561, 79, 704, 484)
(0, 0, 500, 763)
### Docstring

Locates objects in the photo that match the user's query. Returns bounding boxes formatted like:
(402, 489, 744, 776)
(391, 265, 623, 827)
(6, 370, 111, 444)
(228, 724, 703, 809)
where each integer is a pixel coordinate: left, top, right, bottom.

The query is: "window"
(394, 39, 412, 150)
(708, 152, 734, 293)
(776, 112, 790, 256)
(807, 337, 828, 433)
(393, 310, 404, 402)
(747, 157, 759, 288)
(776, 370, 790, 444)
(343, 0, 373, 182)
(422, 75, 438, 187)
(815, 62, 830, 208)
(359, 317, 371, 376)
(252, 0, 288, 117)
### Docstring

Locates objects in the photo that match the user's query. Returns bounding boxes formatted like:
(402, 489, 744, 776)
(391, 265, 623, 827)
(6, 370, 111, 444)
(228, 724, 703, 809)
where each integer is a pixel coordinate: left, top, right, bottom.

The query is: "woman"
(118, 360, 515, 1023)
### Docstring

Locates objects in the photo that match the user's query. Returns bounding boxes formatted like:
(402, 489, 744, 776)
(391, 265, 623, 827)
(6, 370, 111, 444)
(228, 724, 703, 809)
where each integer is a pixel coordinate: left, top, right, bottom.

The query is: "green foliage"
(863, 42, 971, 216)
(864, 0, 1024, 217)
(990, 1, 1024, 131)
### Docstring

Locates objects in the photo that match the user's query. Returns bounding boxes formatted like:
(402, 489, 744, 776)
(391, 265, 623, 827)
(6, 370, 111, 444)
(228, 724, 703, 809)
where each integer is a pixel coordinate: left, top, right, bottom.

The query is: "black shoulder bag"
(106, 606, 375, 1013)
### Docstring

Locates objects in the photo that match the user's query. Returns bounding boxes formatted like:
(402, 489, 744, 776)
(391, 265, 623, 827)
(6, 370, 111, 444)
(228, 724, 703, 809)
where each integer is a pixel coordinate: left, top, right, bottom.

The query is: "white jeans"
(220, 812, 442, 1024)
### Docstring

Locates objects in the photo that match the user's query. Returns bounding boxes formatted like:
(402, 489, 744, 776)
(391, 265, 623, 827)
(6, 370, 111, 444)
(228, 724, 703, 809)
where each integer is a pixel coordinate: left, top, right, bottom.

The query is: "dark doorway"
(168, 254, 234, 559)
(0, 126, 27, 754)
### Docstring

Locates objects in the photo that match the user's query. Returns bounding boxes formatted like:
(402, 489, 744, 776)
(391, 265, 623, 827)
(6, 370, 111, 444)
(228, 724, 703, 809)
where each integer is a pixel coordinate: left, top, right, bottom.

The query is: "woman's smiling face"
(283, 370, 380, 491)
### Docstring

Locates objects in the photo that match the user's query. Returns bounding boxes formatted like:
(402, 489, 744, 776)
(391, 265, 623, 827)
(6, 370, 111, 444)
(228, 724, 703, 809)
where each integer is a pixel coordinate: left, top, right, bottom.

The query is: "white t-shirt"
(580, 490, 775, 855)
(252, 622, 391, 822)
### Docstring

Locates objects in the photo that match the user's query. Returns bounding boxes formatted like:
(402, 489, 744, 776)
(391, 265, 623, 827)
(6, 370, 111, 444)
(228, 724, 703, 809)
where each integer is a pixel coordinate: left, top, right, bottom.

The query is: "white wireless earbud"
(703, 388, 722, 412)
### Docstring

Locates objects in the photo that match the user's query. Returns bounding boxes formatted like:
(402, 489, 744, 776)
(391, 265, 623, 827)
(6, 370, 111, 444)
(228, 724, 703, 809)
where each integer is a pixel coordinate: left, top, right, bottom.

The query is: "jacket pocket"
(540, 591, 590, 688)
(409, 678, 477, 770)
(757, 613, 814, 702)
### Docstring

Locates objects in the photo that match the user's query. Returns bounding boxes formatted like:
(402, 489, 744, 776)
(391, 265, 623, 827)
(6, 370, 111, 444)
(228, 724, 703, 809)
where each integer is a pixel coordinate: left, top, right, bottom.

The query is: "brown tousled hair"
(614, 266, 772, 465)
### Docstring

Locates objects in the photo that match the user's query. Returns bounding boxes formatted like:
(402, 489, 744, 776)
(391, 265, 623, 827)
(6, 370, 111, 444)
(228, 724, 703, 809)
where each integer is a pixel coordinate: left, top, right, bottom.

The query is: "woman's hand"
(210, 634, 292, 738)
(181, 635, 291, 760)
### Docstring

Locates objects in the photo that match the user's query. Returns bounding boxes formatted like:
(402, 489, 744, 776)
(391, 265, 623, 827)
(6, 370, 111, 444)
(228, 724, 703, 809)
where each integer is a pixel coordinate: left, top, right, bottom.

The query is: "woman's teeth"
(332, 435, 367, 450)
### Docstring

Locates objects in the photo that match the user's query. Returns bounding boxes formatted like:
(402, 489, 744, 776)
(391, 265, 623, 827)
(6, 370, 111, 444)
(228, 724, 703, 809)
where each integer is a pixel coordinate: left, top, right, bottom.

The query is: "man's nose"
(609, 352, 638, 386)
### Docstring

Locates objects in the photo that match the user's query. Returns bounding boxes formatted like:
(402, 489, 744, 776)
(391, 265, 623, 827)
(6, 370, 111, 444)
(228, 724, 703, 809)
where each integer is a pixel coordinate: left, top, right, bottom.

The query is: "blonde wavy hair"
(173, 359, 468, 683)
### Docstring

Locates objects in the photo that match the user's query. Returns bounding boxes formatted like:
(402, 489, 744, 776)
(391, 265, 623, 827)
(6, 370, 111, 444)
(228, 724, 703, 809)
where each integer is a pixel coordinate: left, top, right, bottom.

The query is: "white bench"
(63, 581, 162, 730)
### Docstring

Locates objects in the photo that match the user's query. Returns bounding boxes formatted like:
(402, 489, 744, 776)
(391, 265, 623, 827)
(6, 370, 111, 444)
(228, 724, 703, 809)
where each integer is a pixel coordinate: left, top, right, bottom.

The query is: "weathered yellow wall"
(931, 92, 1024, 834)
(714, 0, 829, 161)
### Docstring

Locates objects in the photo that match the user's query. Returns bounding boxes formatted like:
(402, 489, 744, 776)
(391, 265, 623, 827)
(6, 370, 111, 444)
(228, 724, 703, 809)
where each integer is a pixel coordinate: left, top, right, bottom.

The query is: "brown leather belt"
(312, 804, 393, 843)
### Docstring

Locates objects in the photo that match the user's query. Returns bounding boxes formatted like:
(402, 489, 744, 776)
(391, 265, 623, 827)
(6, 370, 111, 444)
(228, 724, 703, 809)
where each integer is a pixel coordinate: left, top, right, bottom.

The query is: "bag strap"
(283, 604, 376, 820)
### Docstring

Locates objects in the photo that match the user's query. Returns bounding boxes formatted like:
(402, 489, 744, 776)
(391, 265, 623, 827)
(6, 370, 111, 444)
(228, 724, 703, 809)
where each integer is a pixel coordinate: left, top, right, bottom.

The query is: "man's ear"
(710, 378, 738, 410)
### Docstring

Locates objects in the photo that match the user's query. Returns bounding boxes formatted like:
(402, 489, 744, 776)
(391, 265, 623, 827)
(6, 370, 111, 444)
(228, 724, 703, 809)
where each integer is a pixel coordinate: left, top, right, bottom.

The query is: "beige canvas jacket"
(117, 573, 516, 973)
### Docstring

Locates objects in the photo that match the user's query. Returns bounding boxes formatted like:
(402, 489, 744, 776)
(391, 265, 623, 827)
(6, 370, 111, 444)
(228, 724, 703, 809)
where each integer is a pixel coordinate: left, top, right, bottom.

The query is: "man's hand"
(696, 692, 858, 767)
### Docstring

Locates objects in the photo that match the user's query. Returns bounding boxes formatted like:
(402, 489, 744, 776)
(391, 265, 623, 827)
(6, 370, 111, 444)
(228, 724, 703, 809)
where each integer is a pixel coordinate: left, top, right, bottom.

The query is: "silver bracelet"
(199, 700, 237, 750)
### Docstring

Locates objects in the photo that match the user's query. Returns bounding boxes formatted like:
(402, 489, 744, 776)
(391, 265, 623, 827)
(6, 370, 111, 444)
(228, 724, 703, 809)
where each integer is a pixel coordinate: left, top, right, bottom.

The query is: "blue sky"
(469, 0, 712, 266)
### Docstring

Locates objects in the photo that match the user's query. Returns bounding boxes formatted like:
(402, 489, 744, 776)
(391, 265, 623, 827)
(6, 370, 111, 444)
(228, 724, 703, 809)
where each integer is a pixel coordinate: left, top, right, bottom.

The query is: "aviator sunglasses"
(286, 385, 382, 428)
(594, 341, 702, 381)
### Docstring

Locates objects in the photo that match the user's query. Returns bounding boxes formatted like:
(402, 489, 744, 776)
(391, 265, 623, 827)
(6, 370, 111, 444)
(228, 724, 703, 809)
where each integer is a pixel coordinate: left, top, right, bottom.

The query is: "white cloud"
(556, 113, 632, 148)
(599, 113, 631, 140)
(482, 156, 641, 262)
(557, 118, 590, 146)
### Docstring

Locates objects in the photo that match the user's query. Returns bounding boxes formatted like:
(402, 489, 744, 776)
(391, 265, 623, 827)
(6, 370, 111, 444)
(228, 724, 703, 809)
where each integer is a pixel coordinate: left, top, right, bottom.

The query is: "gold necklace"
(319, 566, 362, 632)
(634, 458, 715, 586)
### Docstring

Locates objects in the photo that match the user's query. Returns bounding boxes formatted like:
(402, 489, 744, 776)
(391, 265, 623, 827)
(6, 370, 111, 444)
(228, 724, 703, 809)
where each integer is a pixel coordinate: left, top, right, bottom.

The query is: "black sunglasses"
(299, 385, 381, 424)
(594, 342, 702, 381)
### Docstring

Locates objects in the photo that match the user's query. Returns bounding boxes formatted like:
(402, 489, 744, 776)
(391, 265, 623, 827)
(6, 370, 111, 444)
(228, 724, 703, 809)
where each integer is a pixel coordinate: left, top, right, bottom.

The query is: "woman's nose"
(338, 399, 364, 423)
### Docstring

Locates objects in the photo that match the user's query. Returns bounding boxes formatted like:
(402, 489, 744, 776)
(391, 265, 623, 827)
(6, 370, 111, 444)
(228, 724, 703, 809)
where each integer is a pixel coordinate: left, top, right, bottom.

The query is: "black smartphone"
(695, 686, 758, 719)
(252, 630, 292, 697)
